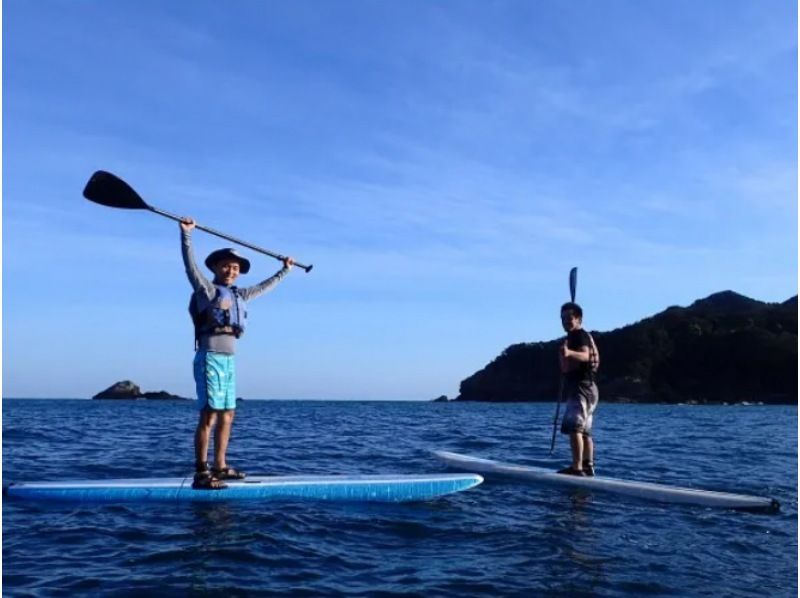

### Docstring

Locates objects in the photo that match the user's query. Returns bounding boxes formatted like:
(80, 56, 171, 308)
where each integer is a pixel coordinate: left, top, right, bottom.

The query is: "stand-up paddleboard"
(435, 451, 779, 512)
(5, 473, 483, 503)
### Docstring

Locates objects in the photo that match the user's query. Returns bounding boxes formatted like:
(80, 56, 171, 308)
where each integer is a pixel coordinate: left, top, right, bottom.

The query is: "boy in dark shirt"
(558, 302, 599, 477)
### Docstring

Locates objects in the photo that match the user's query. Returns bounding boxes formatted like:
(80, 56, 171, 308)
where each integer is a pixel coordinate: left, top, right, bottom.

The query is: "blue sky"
(3, 1, 797, 400)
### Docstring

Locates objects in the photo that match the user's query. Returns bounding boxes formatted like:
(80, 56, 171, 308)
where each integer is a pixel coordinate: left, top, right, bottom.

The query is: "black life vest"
(562, 331, 600, 380)
(587, 332, 600, 376)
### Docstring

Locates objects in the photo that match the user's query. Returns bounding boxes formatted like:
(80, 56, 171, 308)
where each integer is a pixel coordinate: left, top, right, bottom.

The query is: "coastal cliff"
(455, 291, 797, 404)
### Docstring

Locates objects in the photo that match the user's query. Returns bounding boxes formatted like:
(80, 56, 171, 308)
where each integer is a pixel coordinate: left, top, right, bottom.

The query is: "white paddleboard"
(435, 451, 779, 512)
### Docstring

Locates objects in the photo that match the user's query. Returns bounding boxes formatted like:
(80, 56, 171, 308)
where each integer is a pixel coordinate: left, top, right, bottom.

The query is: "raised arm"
(180, 218, 215, 300)
(238, 257, 294, 301)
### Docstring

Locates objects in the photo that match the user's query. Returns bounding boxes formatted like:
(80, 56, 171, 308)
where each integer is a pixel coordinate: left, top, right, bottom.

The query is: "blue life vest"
(189, 285, 247, 344)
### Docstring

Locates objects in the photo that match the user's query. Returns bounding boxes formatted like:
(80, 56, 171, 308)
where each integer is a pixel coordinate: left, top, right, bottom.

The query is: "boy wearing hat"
(180, 218, 294, 489)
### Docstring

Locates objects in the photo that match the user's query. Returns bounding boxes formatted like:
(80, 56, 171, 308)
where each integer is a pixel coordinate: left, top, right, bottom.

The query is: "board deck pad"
(5, 473, 483, 503)
(435, 451, 779, 512)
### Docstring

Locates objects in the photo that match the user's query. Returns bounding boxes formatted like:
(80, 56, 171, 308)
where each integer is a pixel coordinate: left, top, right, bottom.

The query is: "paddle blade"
(569, 267, 577, 302)
(83, 171, 150, 210)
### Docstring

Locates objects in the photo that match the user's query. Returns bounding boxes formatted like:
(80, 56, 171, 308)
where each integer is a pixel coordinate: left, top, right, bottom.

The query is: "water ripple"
(3, 400, 797, 597)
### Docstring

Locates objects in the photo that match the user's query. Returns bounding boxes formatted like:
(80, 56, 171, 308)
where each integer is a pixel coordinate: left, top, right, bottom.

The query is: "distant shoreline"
(2, 397, 796, 406)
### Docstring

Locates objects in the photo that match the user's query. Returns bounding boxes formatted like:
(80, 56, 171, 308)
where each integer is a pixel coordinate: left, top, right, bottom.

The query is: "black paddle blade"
(569, 267, 578, 302)
(83, 171, 150, 210)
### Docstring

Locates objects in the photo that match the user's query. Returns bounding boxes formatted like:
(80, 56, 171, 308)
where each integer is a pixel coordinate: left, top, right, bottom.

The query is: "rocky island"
(92, 380, 190, 400)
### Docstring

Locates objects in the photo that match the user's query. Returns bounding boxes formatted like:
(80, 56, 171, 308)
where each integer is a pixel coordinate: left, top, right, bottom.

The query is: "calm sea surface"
(2, 399, 797, 597)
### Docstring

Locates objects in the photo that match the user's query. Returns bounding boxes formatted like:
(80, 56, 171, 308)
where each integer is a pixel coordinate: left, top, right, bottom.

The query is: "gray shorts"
(561, 380, 599, 436)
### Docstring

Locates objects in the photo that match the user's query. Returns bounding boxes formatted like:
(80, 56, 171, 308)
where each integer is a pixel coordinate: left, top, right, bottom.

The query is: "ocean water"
(2, 399, 797, 597)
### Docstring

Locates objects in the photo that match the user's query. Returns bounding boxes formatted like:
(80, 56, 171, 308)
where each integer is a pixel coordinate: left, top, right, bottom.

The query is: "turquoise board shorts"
(193, 351, 237, 411)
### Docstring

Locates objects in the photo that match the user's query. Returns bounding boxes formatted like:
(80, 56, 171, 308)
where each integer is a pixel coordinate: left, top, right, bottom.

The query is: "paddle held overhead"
(82, 170, 313, 273)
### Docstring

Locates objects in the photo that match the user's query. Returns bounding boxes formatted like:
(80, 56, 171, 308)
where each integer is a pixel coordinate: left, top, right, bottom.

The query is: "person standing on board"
(557, 302, 600, 477)
(180, 217, 294, 490)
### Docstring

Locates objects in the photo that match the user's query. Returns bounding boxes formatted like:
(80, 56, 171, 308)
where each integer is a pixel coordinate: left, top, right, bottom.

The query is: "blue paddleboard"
(5, 473, 483, 503)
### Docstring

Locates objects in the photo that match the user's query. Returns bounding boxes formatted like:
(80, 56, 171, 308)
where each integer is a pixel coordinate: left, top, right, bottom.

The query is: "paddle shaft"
(148, 205, 313, 273)
(550, 267, 577, 454)
(549, 376, 565, 453)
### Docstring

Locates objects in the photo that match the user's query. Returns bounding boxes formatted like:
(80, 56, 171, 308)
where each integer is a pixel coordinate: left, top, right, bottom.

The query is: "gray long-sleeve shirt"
(181, 229, 290, 354)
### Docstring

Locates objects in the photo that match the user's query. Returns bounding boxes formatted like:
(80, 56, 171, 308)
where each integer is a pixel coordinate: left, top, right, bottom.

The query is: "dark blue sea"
(2, 399, 797, 597)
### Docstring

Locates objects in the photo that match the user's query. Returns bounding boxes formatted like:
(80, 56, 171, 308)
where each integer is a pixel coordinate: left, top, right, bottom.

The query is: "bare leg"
(214, 409, 235, 469)
(194, 409, 217, 469)
(569, 433, 584, 471)
(583, 435, 594, 465)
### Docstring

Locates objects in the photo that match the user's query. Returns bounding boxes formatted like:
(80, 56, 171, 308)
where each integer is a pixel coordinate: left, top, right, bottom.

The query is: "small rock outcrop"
(139, 390, 188, 400)
(92, 380, 188, 400)
(92, 380, 141, 399)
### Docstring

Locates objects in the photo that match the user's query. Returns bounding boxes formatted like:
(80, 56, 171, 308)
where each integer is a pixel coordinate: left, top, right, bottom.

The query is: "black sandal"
(212, 466, 246, 480)
(583, 461, 595, 477)
(192, 470, 227, 490)
(557, 466, 586, 477)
